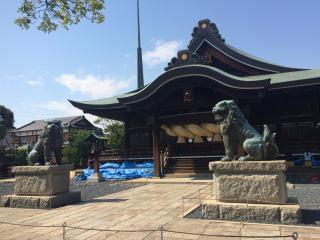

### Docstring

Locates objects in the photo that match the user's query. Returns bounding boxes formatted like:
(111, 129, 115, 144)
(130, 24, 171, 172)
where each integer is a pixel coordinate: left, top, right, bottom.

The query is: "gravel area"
(70, 179, 146, 201)
(3, 181, 319, 206)
(289, 184, 320, 209)
(0, 179, 146, 201)
(0, 181, 14, 195)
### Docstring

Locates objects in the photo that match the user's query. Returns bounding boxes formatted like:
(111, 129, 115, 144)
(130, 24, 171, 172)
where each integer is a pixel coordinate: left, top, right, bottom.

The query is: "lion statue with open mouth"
(212, 100, 278, 161)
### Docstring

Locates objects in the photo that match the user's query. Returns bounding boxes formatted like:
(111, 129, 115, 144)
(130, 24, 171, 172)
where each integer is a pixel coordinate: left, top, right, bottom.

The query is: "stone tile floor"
(0, 182, 319, 239)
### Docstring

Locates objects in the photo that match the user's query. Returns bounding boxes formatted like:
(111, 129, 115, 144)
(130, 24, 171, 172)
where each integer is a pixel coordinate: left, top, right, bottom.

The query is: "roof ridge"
(166, 19, 305, 73)
(15, 120, 38, 130)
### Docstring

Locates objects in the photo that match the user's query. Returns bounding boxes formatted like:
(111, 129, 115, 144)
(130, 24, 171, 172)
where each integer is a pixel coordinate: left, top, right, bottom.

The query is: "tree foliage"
(94, 118, 124, 153)
(62, 129, 91, 167)
(0, 105, 15, 140)
(15, 0, 105, 33)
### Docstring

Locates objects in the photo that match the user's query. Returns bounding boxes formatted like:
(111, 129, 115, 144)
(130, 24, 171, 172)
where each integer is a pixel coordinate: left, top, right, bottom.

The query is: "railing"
(0, 220, 298, 240)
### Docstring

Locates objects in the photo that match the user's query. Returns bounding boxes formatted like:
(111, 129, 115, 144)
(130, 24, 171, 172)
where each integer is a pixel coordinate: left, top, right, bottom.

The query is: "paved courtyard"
(0, 182, 320, 239)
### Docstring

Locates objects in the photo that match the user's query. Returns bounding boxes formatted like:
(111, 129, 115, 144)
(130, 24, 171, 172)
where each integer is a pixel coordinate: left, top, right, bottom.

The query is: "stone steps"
(165, 158, 213, 175)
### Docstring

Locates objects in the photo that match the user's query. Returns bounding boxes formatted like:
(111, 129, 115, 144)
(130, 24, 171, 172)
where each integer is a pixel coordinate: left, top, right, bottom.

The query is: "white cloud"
(55, 74, 130, 98)
(143, 40, 182, 67)
(27, 80, 43, 87)
(43, 100, 82, 116)
(33, 100, 99, 126)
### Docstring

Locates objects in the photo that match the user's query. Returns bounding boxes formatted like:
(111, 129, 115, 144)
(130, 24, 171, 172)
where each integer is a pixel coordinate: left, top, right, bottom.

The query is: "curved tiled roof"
(12, 116, 84, 132)
(182, 19, 304, 73)
(70, 64, 320, 112)
(69, 19, 319, 119)
(69, 64, 271, 109)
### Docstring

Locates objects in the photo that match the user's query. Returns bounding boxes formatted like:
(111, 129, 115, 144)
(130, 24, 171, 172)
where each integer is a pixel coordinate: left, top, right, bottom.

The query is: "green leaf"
(15, 0, 105, 33)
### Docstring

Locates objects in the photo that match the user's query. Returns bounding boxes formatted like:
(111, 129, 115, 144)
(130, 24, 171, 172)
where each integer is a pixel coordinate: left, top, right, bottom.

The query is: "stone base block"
(209, 160, 288, 204)
(2, 191, 81, 209)
(87, 173, 105, 182)
(12, 164, 74, 196)
(0, 195, 11, 207)
(202, 199, 301, 224)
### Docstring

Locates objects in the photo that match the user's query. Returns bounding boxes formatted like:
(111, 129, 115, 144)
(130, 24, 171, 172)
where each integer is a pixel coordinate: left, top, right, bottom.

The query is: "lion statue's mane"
(212, 100, 278, 161)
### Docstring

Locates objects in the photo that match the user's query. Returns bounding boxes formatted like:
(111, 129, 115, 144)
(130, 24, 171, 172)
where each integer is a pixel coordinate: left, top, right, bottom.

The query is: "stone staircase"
(164, 157, 218, 178)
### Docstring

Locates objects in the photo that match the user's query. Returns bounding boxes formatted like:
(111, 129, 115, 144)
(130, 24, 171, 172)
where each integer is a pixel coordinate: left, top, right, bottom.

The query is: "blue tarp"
(294, 156, 320, 167)
(76, 161, 154, 180)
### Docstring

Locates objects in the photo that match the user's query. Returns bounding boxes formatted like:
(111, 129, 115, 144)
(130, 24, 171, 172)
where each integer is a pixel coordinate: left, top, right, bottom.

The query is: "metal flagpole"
(137, 0, 144, 89)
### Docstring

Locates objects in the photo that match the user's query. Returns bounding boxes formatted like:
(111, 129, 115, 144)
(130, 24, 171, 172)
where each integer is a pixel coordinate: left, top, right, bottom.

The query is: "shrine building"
(70, 19, 320, 177)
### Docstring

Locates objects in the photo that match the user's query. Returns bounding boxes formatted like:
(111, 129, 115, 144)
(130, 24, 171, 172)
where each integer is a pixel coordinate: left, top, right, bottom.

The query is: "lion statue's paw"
(238, 155, 255, 161)
(220, 156, 232, 162)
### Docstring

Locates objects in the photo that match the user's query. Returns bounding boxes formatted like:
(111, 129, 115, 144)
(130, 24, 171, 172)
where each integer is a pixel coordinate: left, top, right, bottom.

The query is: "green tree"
(15, 0, 105, 33)
(62, 129, 91, 167)
(94, 118, 124, 153)
(0, 105, 15, 140)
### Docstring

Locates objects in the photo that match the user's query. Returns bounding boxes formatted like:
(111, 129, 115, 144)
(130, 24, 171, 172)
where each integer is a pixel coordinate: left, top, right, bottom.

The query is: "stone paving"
(0, 182, 319, 239)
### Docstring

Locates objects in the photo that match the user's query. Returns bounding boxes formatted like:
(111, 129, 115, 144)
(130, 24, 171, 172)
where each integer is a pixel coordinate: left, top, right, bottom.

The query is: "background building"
(10, 115, 98, 146)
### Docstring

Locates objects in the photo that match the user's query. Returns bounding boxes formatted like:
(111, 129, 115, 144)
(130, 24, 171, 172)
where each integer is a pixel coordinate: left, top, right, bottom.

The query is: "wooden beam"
(153, 128, 160, 177)
(124, 117, 129, 157)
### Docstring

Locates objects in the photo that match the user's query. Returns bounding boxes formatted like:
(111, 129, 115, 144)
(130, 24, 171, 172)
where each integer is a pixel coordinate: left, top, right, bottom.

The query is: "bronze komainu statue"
(212, 100, 278, 161)
(27, 120, 63, 165)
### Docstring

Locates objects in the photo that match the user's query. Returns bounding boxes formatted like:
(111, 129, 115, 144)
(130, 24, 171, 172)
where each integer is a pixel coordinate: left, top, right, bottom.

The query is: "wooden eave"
(120, 65, 270, 105)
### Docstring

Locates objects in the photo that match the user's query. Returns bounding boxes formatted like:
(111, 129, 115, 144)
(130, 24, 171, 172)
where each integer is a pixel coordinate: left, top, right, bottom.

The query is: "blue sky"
(1, 0, 320, 127)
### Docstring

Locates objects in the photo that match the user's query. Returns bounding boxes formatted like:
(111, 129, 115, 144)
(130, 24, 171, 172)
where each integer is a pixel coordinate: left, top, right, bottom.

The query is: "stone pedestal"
(87, 173, 105, 183)
(203, 160, 301, 224)
(1, 164, 81, 209)
(209, 160, 288, 204)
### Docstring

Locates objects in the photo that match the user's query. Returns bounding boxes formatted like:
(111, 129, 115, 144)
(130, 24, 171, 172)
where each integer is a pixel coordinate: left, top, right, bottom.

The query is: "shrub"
(62, 130, 91, 168)
(94, 118, 124, 153)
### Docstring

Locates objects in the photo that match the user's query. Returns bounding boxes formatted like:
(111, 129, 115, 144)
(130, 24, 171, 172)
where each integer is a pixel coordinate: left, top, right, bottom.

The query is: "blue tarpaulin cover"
(76, 161, 154, 180)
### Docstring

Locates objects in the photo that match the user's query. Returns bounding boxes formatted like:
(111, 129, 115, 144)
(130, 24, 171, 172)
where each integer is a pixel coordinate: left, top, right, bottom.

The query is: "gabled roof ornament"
(188, 19, 225, 49)
(165, 19, 223, 71)
(165, 49, 209, 71)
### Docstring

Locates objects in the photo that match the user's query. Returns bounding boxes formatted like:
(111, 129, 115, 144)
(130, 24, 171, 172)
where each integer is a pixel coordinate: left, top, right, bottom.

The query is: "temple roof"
(85, 130, 108, 141)
(249, 68, 320, 86)
(165, 19, 304, 74)
(69, 19, 320, 120)
(69, 65, 320, 110)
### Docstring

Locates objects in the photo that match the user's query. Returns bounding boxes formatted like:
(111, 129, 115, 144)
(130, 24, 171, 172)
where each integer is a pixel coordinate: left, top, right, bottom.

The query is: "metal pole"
(201, 201, 205, 217)
(292, 232, 298, 240)
(160, 226, 164, 240)
(136, 0, 144, 88)
(181, 197, 184, 217)
(10, 189, 13, 207)
(62, 222, 66, 240)
(84, 183, 87, 201)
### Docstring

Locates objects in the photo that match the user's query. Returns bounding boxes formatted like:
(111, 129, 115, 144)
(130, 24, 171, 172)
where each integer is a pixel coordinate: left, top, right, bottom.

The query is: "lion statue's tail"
(262, 125, 279, 160)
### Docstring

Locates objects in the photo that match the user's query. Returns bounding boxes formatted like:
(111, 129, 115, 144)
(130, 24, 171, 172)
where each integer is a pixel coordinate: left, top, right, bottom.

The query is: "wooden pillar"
(153, 128, 160, 177)
(93, 156, 99, 174)
(124, 122, 129, 157)
(276, 120, 282, 152)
